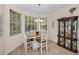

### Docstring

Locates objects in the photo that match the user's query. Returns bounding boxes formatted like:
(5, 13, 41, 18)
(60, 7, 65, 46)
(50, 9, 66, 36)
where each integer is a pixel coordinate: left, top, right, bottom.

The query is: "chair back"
(23, 33, 27, 43)
(26, 30, 35, 37)
(41, 32, 48, 40)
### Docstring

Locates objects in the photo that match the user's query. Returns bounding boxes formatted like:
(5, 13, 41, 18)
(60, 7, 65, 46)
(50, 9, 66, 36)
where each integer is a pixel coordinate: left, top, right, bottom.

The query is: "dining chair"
(24, 32, 34, 54)
(36, 32, 48, 55)
(24, 31, 37, 54)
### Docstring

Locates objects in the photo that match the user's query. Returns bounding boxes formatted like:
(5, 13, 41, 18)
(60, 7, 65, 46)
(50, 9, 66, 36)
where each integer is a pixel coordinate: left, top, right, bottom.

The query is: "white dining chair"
(24, 31, 36, 54)
(37, 32, 48, 55)
(24, 32, 34, 54)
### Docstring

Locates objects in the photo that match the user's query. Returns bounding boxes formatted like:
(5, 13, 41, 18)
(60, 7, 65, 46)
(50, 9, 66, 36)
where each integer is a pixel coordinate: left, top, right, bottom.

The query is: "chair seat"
(27, 38, 34, 42)
(36, 38, 46, 43)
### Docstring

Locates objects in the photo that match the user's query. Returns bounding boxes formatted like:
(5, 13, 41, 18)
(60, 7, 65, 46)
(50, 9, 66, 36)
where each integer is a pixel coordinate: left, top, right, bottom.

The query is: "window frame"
(10, 10, 21, 36)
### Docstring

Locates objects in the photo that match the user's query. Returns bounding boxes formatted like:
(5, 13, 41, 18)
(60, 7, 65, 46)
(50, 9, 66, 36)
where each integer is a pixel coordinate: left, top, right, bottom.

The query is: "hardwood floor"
(8, 40, 79, 55)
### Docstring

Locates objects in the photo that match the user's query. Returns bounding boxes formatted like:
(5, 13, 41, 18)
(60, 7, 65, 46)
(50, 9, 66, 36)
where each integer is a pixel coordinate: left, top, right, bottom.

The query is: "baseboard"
(48, 39, 57, 44)
(4, 41, 24, 55)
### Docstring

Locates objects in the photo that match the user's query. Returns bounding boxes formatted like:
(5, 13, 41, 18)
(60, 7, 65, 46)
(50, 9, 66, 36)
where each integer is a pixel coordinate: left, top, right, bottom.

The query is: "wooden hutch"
(57, 16, 78, 53)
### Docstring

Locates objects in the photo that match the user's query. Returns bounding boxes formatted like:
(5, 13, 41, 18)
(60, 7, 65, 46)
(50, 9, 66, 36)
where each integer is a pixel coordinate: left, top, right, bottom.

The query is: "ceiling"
(15, 4, 67, 14)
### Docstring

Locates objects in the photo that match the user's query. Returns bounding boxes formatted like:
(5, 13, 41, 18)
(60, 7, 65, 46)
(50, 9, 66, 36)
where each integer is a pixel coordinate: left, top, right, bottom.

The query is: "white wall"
(47, 4, 79, 51)
(0, 4, 5, 55)
(2, 4, 47, 54)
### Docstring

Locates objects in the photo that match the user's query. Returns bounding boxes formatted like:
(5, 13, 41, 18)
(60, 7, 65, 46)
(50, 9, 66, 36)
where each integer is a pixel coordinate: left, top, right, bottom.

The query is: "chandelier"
(34, 4, 44, 22)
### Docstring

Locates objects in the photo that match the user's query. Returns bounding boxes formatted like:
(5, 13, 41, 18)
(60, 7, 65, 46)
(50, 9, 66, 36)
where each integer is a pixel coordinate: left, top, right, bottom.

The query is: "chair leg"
(24, 43, 27, 54)
(41, 44, 42, 55)
(46, 41, 48, 54)
(25, 47, 27, 54)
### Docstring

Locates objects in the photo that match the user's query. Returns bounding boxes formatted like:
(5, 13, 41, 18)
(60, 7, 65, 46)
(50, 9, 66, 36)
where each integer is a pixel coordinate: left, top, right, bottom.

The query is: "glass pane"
(73, 20, 78, 38)
(10, 10, 21, 36)
(65, 39, 71, 49)
(40, 18, 47, 31)
(60, 21, 64, 36)
(72, 40, 77, 50)
(59, 38, 64, 46)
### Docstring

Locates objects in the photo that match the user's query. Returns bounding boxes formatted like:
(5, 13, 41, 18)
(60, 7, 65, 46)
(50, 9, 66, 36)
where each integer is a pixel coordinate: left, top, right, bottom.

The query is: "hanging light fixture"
(35, 4, 44, 22)
(38, 4, 41, 21)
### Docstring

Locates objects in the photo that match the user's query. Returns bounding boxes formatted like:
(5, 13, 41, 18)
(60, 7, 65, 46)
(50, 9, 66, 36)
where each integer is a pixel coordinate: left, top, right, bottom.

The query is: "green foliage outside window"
(25, 16, 36, 32)
(10, 10, 21, 36)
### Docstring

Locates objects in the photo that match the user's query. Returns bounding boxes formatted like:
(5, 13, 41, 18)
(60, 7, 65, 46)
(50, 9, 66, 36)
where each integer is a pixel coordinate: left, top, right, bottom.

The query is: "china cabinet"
(57, 16, 78, 53)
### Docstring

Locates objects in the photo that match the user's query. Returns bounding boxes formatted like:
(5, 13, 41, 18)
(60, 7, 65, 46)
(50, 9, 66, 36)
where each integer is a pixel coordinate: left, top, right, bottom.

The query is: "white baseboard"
(48, 39, 57, 43)
(4, 41, 24, 55)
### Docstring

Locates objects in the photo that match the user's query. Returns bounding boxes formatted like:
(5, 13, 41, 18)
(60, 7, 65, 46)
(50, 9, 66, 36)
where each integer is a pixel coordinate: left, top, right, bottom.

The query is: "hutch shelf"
(57, 16, 78, 53)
